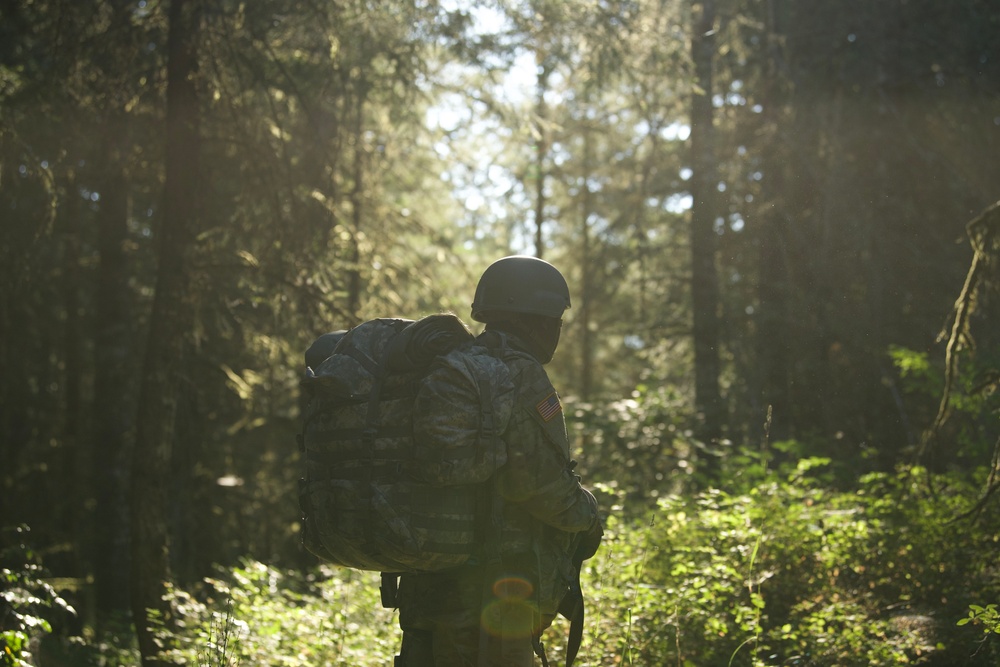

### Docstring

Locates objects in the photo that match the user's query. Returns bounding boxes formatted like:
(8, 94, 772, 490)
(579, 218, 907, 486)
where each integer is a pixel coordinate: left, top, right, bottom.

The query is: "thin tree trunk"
(689, 0, 724, 478)
(62, 170, 82, 457)
(756, 0, 792, 442)
(60, 169, 87, 586)
(347, 88, 367, 320)
(579, 120, 594, 402)
(534, 59, 550, 259)
(130, 0, 201, 663)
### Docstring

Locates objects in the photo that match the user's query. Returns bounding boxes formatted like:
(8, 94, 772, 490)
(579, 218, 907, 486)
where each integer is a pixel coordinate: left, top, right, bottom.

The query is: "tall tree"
(576, 111, 596, 401)
(129, 0, 202, 662)
(753, 0, 792, 442)
(89, 0, 152, 618)
(689, 0, 724, 475)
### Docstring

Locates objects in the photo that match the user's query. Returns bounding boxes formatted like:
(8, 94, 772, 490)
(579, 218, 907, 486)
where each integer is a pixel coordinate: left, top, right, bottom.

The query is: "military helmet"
(471, 255, 571, 323)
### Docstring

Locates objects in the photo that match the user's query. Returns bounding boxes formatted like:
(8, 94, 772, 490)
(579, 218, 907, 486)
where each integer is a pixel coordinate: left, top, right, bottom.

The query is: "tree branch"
(919, 200, 1000, 460)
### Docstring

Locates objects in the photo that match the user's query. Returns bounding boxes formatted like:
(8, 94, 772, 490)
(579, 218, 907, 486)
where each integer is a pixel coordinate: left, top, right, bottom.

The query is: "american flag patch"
(536, 392, 562, 422)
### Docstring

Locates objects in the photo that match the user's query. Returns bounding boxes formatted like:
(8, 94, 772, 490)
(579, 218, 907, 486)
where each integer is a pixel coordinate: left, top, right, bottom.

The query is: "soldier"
(395, 256, 603, 667)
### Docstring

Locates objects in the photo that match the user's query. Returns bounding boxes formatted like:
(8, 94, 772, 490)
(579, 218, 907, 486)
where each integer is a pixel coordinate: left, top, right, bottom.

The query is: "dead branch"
(920, 200, 1000, 458)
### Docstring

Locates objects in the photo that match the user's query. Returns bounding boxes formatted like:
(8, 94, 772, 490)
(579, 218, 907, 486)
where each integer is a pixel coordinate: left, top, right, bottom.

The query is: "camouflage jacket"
(479, 329, 600, 614)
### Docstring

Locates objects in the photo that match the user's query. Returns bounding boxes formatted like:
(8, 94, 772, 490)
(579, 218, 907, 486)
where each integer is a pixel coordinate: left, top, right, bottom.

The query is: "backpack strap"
(477, 335, 509, 667)
(379, 572, 399, 609)
(532, 634, 550, 667)
(562, 573, 585, 667)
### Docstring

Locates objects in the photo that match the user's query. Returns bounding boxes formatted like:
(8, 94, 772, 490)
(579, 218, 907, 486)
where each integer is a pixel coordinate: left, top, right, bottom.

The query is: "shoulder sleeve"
(497, 358, 599, 533)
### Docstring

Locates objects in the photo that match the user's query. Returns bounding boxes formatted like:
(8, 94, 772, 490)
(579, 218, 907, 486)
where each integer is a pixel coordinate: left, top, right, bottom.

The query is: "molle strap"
(312, 463, 402, 481)
(419, 540, 475, 555)
(414, 442, 480, 462)
(342, 344, 381, 377)
(307, 424, 411, 446)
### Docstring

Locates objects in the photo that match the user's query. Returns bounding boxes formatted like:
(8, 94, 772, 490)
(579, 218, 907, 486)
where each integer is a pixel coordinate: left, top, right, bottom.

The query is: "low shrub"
(579, 462, 1000, 666)
(155, 561, 397, 667)
(0, 525, 77, 667)
(98, 462, 998, 667)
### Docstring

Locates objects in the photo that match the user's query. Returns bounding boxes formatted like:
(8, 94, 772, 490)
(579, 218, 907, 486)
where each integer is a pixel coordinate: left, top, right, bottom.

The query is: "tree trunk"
(534, 58, 551, 259)
(689, 0, 724, 477)
(347, 90, 366, 320)
(579, 123, 594, 403)
(130, 0, 201, 663)
(94, 108, 134, 619)
(756, 0, 792, 443)
(60, 169, 87, 585)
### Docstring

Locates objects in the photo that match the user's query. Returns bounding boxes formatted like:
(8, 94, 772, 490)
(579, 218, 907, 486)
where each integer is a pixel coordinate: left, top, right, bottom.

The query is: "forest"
(2, 0, 999, 665)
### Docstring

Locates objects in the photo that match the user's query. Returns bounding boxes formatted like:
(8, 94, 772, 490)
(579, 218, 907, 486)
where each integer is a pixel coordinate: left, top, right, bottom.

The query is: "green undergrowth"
(581, 461, 1000, 666)
(139, 461, 999, 667)
(9, 461, 999, 666)
(152, 564, 397, 667)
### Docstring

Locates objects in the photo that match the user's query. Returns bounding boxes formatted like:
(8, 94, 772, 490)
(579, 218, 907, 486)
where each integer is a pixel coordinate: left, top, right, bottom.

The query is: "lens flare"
(492, 576, 534, 600)
(480, 576, 539, 638)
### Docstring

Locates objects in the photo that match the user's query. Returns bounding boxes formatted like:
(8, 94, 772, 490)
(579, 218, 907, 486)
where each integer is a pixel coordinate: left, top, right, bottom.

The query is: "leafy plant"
(199, 601, 244, 667)
(0, 525, 76, 667)
(958, 604, 1000, 635)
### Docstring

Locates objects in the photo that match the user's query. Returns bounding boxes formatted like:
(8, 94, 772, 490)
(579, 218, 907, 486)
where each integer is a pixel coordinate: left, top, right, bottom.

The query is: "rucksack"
(297, 314, 514, 574)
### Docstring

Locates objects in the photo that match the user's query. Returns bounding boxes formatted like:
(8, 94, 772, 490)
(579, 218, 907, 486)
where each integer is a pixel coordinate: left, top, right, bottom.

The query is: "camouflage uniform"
(396, 330, 599, 667)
